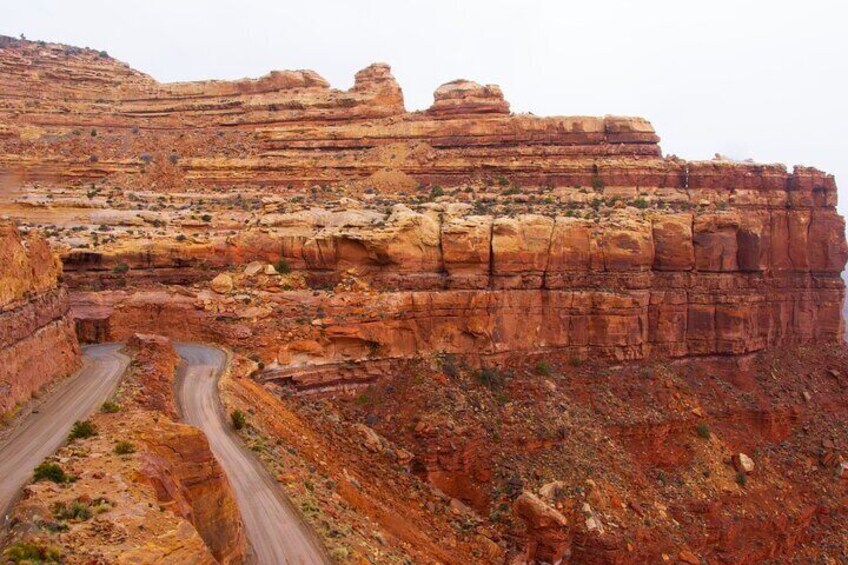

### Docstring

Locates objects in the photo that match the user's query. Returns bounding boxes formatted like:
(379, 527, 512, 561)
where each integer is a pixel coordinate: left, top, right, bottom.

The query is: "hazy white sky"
(4, 0, 847, 214)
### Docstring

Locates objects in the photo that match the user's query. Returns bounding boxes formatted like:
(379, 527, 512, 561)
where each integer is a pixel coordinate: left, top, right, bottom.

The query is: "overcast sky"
(4, 0, 847, 215)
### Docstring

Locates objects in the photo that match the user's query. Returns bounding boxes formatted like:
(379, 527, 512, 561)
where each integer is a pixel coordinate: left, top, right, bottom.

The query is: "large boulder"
(514, 491, 569, 564)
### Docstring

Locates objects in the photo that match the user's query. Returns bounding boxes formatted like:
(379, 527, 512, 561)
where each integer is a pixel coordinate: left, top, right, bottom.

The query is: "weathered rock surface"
(0, 222, 80, 415)
(514, 491, 569, 563)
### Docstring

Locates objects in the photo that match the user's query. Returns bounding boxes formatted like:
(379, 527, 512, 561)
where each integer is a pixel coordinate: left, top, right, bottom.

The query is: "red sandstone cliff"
(0, 221, 80, 415)
(0, 36, 839, 388)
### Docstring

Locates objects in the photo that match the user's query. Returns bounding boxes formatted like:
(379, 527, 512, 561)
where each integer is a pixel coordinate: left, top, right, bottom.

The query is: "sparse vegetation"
(591, 174, 604, 190)
(3, 541, 62, 563)
(231, 409, 247, 431)
(111, 263, 129, 274)
(696, 423, 711, 439)
(535, 361, 552, 376)
(68, 419, 97, 441)
(53, 500, 92, 521)
(201, 214, 212, 222)
(100, 400, 120, 413)
(114, 441, 136, 455)
(275, 258, 292, 274)
(475, 366, 505, 390)
(33, 462, 70, 484)
(631, 197, 649, 209)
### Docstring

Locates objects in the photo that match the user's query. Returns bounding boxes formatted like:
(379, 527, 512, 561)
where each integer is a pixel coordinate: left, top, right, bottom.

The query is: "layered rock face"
(0, 35, 846, 389)
(0, 36, 655, 191)
(0, 221, 79, 414)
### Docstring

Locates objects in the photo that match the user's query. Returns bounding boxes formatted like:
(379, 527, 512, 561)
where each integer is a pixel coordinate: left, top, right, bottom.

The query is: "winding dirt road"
(175, 343, 328, 565)
(0, 344, 129, 521)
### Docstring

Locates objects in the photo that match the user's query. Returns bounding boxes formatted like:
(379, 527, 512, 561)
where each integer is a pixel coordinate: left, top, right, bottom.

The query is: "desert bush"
(114, 441, 136, 455)
(631, 197, 649, 209)
(53, 500, 92, 521)
(476, 366, 504, 390)
(3, 541, 61, 563)
(230, 409, 247, 431)
(100, 400, 120, 413)
(33, 462, 70, 484)
(68, 420, 97, 441)
(535, 361, 552, 376)
(275, 258, 292, 274)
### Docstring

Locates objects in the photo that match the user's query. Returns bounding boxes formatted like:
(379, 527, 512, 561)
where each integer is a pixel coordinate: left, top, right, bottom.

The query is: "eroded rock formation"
(2, 33, 848, 564)
(0, 38, 842, 386)
(0, 221, 79, 414)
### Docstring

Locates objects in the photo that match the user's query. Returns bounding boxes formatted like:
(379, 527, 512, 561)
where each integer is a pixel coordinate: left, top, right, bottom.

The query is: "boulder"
(513, 492, 569, 564)
(732, 453, 755, 474)
(210, 273, 234, 294)
(428, 80, 510, 116)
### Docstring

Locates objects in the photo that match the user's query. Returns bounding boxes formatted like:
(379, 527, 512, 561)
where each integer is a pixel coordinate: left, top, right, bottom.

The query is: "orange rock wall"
(2, 36, 846, 388)
(0, 222, 80, 414)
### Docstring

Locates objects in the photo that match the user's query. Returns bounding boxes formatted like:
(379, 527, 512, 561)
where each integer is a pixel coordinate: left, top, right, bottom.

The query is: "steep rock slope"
(0, 36, 840, 387)
(0, 221, 79, 415)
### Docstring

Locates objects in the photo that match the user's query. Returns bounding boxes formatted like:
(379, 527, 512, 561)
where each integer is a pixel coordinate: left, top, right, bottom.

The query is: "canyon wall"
(0, 36, 846, 390)
(0, 221, 80, 414)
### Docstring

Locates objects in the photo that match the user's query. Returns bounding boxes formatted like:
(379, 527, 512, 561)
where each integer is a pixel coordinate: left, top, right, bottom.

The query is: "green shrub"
(429, 185, 444, 198)
(631, 197, 649, 209)
(33, 462, 69, 484)
(736, 472, 747, 487)
(100, 400, 120, 413)
(695, 423, 711, 439)
(3, 541, 61, 563)
(201, 214, 212, 222)
(114, 441, 136, 455)
(111, 263, 129, 274)
(275, 258, 292, 274)
(53, 500, 92, 521)
(68, 420, 97, 441)
(535, 361, 552, 376)
(354, 393, 371, 406)
(476, 367, 504, 390)
(230, 409, 247, 431)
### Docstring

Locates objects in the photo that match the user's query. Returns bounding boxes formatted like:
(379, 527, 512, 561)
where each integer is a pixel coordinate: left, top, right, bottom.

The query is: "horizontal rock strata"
(0, 222, 79, 414)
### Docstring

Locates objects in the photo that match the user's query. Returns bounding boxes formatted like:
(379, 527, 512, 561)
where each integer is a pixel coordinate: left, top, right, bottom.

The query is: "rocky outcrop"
(64, 179, 847, 388)
(0, 222, 79, 415)
(0, 36, 657, 191)
(125, 332, 181, 418)
(428, 80, 510, 116)
(1, 36, 846, 389)
(127, 335, 245, 564)
(139, 420, 245, 564)
(513, 492, 570, 563)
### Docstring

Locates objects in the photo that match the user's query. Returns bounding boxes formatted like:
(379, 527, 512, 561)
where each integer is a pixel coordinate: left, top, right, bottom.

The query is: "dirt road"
(0, 344, 129, 521)
(175, 343, 328, 565)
